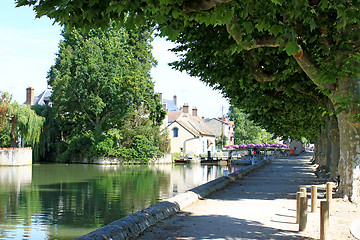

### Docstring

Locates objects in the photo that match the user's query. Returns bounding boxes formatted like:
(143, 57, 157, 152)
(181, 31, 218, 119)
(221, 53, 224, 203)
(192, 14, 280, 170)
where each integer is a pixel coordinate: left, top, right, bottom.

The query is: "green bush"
(132, 135, 159, 162)
(59, 133, 94, 162)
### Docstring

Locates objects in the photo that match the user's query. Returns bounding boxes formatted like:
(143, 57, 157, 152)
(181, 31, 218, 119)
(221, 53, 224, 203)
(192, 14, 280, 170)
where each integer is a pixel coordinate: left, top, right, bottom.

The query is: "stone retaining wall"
(82, 154, 173, 164)
(0, 147, 32, 166)
(74, 158, 271, 240)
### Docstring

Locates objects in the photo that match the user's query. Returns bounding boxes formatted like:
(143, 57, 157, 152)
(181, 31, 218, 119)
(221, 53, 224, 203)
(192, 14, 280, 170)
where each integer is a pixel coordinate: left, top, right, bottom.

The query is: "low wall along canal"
(0, 147, 32, 166)
(75, 159, 271, 240)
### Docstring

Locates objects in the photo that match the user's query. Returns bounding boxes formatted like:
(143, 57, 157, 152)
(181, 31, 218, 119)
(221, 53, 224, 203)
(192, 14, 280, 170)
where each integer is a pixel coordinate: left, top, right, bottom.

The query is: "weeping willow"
(0, 91, 12, 132)
(1, 102, 44, 147)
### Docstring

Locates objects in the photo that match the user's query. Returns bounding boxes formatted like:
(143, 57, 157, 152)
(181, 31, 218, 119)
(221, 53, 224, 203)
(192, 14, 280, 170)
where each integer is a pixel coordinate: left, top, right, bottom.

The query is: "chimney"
(173, 95, 177, 107)
(183, 103, 189, 113)
(25, 87, 34, 105)
(192, 107, 198, 117)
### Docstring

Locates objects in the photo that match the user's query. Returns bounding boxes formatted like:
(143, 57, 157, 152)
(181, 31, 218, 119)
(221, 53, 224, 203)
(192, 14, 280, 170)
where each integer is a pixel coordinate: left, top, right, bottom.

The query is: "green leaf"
(256, 20, 270, 32)
(243, 22, 254, 34)
(270, 0, 283, 5)
(319, 0, 328, 10)
(285, 41, 301, 56)
(269, 24, 283, 36)
(310, 18, 316, 31)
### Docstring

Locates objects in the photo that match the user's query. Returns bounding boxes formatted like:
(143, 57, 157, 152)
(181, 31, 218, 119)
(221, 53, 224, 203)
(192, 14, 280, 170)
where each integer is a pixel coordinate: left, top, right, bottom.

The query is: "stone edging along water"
(74, 158, 272, 240)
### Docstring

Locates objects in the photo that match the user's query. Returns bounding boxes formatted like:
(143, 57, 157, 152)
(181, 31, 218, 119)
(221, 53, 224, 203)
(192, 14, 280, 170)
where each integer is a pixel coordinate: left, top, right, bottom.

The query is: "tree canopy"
(46, 24, 167, 162)
(48, 24, 159, 134)
(16, 0, 360, 200)
(0, 92, 44, 148)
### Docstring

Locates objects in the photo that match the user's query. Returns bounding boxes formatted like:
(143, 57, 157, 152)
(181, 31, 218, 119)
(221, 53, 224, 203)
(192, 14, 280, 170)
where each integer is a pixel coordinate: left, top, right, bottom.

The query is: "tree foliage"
(47, 24, 167, 162)
(48, 24, 159, 134)
(228, 106, 275, 144)
(0, 93, 44, 148)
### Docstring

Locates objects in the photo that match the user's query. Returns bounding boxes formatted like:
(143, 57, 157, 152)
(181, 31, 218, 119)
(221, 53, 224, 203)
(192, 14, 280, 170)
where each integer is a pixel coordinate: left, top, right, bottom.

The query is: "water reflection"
(0, 163, 243, 240)
(0, 165, 32, 187)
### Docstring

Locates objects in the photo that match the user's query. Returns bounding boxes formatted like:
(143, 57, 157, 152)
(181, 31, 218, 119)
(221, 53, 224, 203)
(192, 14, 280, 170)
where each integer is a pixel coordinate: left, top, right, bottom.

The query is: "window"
(173, 128, 178, 137)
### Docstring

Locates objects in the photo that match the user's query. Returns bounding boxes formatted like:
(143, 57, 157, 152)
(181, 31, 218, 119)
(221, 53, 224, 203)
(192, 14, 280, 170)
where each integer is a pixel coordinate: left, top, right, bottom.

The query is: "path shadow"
(137, 212, 315, 240)
(207, 154, 328, 201)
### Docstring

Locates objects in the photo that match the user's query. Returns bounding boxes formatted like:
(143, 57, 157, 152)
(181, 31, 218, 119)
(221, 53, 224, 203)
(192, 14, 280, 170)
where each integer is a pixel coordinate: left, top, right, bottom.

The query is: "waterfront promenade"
(137, 152, 359, 239)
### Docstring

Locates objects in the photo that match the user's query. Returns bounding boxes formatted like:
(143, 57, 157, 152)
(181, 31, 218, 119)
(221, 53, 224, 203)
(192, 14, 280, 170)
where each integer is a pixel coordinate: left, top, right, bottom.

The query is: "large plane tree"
(16, 0, 360, 201)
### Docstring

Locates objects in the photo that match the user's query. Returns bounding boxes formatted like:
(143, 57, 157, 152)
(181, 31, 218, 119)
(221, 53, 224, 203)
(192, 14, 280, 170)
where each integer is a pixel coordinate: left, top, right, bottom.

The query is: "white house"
(167, 104, 216, 156)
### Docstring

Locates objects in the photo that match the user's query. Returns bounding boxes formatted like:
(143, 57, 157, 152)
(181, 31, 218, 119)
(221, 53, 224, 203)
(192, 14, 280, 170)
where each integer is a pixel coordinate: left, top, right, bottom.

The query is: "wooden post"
(296, 192, 301, 223)
(320, 201, 329, 240)
(296, 192, 305, 223)
(326, 182, 333, 203)
(299, 197, 308, 231)
(311, 185, 318, 212)
(300, 187, 307, 197)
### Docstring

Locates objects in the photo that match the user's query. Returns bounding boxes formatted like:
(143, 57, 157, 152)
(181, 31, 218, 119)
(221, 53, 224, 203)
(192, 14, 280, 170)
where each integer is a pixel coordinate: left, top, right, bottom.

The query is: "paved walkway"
(137, 152, 359, 240)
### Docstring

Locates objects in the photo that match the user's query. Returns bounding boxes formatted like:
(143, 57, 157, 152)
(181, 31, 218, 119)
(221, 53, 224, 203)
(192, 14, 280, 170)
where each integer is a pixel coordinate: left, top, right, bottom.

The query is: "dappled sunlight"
(138, 213, 315, 240)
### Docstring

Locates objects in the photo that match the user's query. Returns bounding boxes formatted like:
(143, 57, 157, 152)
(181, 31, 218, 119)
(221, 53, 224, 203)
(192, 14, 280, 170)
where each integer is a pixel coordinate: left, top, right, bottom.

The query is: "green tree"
(229, 106, 275, 144)
(32, 105, 61, 162)
(48, 25, 157, 134)
(17, 0, 360, 200)
(0, 95, 44, 148)
(47, 24, 167, 162)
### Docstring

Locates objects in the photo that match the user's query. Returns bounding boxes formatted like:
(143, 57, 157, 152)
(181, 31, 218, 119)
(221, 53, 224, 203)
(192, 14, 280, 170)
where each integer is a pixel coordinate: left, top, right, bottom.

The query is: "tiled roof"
(168, 111, 182, 123)
(163, 99, 179, 111)
(175, 113, 215, 137)
(34, 88, 52, 105)
(204, 118, 230, 125)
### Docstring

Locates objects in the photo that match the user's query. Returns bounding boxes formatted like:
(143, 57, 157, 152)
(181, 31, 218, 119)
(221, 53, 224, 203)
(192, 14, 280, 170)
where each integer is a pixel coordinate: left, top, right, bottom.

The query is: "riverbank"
(137, 152, 359, 239)
(74, 157, 271, 239)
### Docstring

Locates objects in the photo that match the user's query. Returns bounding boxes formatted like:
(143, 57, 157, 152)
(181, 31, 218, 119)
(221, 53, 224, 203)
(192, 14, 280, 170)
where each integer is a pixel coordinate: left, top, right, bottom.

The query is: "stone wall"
(81, 154, 173, 164)
(0, 147, 32, 166)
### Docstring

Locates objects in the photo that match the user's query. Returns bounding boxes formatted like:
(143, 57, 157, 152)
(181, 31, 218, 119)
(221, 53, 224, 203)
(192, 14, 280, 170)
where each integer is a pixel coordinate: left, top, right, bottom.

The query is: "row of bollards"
(296, 182, 333, 240)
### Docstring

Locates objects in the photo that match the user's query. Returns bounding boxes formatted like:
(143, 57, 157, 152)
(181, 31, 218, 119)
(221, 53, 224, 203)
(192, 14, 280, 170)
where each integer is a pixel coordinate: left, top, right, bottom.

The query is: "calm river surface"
(0, 163, 244, 240)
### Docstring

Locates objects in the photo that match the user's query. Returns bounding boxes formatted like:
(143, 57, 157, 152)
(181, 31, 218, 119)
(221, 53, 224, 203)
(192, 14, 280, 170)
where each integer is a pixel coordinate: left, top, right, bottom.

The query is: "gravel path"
(137, 152, 359, 240)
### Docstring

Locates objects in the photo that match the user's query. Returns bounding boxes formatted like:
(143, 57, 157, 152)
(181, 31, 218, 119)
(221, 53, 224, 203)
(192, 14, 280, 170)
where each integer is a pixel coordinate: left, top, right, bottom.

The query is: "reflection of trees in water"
(0, 165, 170, 232)
(40, 167, 170, 228)
(0, 164, 241, 239)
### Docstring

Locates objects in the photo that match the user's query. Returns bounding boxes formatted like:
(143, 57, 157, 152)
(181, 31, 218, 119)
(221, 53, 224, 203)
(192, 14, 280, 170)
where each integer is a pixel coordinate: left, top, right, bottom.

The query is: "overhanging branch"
(226, 19, 280, 50)
(246, 51, 276, 83)
(293, 47, 332, 91)
(182, 0, 233, 13)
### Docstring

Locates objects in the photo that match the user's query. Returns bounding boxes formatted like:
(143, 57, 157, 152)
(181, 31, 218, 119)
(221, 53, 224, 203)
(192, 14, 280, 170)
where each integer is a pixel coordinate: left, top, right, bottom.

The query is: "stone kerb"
(0, 147, 32, 166)
(82, 154, 173, 164)
(74, 158, 272, 240)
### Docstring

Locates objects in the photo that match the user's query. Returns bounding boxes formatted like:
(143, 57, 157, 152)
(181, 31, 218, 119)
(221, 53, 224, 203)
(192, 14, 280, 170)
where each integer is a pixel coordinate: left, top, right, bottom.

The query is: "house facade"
(205, 117, 235, 147)
(167, 104, 216, 156)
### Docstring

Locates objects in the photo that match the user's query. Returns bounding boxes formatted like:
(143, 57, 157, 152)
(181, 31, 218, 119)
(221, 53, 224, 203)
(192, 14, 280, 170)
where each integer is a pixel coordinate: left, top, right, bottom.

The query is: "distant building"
(167, 104, 216, 155)
(24, 86, 52, 106)
(161, 94, 182, 125)
(205, 117, 235, 148)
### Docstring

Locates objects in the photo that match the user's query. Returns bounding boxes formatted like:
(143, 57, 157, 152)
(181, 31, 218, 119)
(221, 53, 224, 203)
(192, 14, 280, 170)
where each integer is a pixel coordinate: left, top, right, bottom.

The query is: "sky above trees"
(0, 0, 230, 118)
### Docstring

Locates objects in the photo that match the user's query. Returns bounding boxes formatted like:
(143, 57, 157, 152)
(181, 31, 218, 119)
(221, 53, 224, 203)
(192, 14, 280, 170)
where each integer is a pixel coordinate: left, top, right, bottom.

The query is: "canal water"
(0, 163, 244, 240)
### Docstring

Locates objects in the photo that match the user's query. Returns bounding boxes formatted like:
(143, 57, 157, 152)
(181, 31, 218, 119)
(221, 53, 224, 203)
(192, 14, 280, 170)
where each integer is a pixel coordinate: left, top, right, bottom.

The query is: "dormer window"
(173, 127, 178, 137)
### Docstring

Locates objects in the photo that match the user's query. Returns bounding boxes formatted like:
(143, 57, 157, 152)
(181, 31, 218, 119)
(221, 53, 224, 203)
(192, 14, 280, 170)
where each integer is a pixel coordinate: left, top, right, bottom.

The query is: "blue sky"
(0, 0, 229, 118)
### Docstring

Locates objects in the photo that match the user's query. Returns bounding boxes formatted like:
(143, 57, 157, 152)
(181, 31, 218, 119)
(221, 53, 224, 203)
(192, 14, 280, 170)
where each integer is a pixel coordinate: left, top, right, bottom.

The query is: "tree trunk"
(330, 75, 360, 202)
(327, 114, 340, 179)
(10, 117, 17, 148)
(318, 125, 328, 168)
(335, 111, 360, 201)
